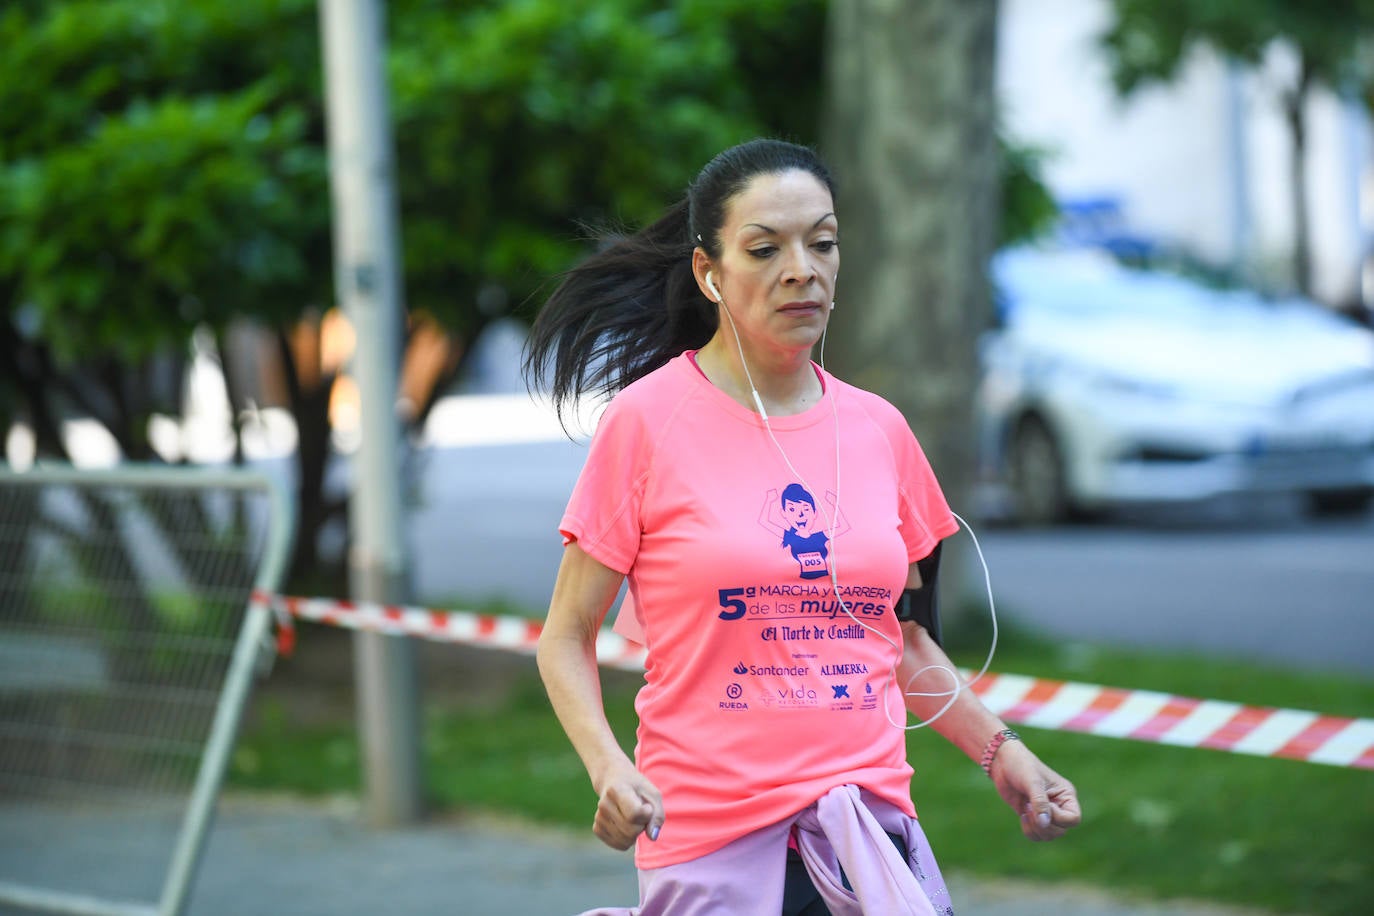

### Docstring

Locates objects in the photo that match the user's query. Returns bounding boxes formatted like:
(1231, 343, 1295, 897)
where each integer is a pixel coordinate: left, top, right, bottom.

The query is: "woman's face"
(698, 169, 839, 360)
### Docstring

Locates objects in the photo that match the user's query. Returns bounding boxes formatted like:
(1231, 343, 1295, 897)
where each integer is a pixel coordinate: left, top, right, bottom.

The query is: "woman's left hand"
(989, 740, 1082, 842)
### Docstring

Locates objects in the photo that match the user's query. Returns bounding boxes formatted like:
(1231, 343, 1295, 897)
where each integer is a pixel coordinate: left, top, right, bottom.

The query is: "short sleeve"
(887, 419, 959, 562)
(558, 395, 651, 575)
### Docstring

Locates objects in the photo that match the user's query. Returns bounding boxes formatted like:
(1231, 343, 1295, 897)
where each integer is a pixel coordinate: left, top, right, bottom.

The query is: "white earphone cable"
(716, 280, 997, 731)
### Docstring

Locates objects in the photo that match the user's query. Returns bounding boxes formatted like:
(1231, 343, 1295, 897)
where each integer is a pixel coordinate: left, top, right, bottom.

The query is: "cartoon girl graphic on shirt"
(758, 483, 850, 580)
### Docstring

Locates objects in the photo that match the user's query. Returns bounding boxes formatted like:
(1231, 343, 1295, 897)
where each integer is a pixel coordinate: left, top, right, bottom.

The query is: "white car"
(975, 247, 1374, 524)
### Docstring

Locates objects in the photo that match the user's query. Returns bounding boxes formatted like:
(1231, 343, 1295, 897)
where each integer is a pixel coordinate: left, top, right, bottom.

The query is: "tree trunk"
(822, 0, 1000, 623)
(1285, 59, 1313, 297)
(275, 327, 338, 585)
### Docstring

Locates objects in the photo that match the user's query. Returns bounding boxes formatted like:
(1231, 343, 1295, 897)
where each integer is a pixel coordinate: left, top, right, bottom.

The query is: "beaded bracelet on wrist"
(979, 728, 1021, 778)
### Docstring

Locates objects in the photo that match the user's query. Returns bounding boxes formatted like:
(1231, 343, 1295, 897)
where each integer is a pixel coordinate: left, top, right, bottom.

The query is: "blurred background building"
(1000, 0, 1371, 318)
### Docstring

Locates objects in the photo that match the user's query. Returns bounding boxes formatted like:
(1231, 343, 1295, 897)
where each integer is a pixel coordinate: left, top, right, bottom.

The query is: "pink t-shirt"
(559, 352, 958, 869)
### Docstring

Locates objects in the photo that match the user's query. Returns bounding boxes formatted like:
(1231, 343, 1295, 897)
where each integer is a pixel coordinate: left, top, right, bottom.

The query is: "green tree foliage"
(998, 134, 1060, 249)
(0, 0, 829, 581)
(0, 0, 327, 454)
(4, 89, 324, 364)
(1, 0, 1048, 582)
(1103, 0, 1374, 93)
(386, 0, 826, 334)
(1100, 0, 1374, 295)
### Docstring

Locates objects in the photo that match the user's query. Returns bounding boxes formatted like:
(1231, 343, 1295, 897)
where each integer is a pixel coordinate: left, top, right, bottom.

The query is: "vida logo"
(777, 687, 818, 700)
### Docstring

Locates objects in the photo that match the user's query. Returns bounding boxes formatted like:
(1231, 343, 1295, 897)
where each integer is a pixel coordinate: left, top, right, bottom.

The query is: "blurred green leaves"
(2, 0, 1046, 368)
(1101, 0, 1374, 98)
(1, 89, 326, 364)
(0, 0, 836, 575)
(0, 0, 835, 367)
(0, 0, 326, 367)
(998, 134, 1059, 249)
(385, 0, 782, 332)
(0, 0, 1050, 578)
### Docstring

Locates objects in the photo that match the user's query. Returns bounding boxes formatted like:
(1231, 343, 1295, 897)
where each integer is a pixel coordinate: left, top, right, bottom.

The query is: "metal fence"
(0, 465, 294, 916)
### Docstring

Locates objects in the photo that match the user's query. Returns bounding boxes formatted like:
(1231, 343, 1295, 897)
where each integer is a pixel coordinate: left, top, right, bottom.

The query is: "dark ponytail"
(523, 138, 835, 420)
(521, 198, 714, 420)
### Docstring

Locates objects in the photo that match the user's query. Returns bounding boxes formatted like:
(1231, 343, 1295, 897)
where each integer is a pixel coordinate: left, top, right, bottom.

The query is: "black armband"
(895, 542, 943, 649)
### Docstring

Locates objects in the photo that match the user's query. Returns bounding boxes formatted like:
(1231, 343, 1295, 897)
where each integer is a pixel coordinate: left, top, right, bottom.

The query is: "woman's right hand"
(592, 758, 665, 850)
(537, 544, 662, 851)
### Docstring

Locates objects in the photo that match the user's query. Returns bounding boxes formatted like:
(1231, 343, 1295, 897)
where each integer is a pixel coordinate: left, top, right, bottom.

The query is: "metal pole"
(318, 0, 423, 826)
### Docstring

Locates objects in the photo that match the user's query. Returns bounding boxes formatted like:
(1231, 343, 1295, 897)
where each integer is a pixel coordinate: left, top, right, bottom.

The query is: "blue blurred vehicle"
(976, 247, 1374, 524)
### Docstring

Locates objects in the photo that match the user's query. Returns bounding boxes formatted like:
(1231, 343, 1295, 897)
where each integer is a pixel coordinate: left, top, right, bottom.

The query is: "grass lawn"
(230, 621, 1373, 916)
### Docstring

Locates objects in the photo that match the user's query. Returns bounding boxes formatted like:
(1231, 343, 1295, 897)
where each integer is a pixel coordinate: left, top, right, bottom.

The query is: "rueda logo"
(720, 680, 749, 711)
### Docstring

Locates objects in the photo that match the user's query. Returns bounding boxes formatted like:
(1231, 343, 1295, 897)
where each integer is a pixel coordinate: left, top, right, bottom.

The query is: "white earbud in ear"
(705, 271, 722, 303)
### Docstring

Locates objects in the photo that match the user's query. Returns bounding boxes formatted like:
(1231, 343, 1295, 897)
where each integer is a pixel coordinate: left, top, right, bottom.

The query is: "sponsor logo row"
(719, 678, 880, 712)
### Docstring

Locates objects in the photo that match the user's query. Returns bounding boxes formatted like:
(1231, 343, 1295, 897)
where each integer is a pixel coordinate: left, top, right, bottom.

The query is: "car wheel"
(1305, 488, 1374, 517)
(1007, 415, 1069, 526)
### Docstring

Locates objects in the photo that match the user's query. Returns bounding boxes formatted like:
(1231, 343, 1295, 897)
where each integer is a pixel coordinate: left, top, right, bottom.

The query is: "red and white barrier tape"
(253, 591, 647, 671)
(252, 591, 1374, 770)
(965, 671, 1374, 770)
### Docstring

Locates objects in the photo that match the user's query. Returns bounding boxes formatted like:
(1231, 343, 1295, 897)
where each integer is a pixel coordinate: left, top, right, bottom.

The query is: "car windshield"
(989, 246, 1374, 402)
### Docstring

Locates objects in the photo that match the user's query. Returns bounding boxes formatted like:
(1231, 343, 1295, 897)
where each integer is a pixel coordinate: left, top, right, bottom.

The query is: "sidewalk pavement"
(3, 794, 1275, 916)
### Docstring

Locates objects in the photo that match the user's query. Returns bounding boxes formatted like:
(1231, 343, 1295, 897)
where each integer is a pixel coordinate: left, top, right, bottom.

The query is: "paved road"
(1, 795, 1276, 916)
(969, 506, 1374, 676)
(408, 440, 1374, 678)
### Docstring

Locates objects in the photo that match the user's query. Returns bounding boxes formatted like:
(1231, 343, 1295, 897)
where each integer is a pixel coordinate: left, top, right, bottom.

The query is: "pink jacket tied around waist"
(795, 785, 937, 915)
(579, 785, 950, 916)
